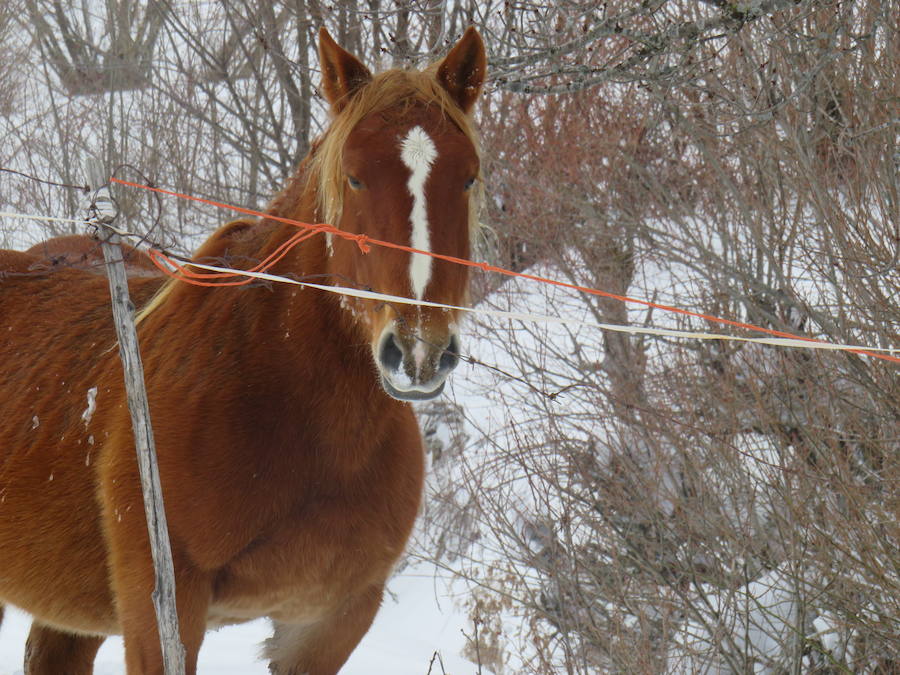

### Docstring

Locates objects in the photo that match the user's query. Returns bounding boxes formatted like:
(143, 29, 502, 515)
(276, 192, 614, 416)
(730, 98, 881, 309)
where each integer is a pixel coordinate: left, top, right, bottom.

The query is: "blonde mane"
(135, 273, 178, 325)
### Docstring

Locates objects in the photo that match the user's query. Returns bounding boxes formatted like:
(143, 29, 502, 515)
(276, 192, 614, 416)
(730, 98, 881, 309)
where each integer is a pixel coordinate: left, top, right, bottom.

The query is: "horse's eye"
(464, 177, 476, 191)
(347, 176, 364, 190)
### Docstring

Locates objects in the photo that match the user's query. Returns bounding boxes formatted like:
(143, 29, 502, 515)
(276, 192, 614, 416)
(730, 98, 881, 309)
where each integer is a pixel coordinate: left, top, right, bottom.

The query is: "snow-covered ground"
(0, 559, 475, 674)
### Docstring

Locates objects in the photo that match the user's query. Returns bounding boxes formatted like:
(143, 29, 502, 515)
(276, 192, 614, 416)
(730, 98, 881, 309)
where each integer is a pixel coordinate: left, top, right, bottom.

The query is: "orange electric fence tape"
(109, 177, 900, 365)
(146, 229, 320, 287)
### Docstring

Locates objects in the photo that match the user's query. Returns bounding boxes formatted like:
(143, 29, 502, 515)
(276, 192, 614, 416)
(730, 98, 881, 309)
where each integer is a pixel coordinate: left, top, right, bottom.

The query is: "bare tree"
(421, 2, 899, 673)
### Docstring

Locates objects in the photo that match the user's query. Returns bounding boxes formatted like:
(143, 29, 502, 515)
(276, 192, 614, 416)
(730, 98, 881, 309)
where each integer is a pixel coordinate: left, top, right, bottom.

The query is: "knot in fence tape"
(353, 234, 372, 253)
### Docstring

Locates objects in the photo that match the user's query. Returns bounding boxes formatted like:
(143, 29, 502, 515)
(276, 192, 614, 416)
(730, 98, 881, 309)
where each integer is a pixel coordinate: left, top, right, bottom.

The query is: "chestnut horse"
(0, 27, 485, 674)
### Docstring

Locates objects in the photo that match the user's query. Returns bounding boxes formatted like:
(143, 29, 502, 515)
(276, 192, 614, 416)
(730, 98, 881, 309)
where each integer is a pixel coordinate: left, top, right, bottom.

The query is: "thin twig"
(0, 166, 90, 192)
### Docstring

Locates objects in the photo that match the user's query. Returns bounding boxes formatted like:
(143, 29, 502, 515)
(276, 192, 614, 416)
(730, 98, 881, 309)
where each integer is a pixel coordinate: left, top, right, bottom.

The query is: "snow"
(812, 614, 840, 656)
(81, 386, 98, 427)
(667, 565, 804, 674)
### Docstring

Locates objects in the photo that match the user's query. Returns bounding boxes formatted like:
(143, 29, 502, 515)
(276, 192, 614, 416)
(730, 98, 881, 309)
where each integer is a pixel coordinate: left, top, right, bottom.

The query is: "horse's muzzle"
(375, 326, 460, 401)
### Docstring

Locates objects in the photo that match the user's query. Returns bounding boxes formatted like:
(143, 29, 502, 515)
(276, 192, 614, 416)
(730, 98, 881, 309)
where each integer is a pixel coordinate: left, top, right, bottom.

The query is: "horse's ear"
(318, 27, 372, 112)
(436, 27, 486, 114)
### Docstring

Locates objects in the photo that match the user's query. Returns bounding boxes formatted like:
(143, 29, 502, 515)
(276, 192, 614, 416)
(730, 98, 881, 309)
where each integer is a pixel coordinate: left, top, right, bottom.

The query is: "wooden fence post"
(87, 160, 186, 674)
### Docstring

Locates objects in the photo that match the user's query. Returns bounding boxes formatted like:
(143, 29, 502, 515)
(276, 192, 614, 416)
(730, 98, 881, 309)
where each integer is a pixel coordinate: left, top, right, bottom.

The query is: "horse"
(0, 26, 485, 674)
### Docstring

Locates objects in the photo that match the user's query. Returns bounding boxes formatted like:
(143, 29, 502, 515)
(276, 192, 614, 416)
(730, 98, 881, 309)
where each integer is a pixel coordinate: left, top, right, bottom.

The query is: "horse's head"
(315, 27, 485, 401)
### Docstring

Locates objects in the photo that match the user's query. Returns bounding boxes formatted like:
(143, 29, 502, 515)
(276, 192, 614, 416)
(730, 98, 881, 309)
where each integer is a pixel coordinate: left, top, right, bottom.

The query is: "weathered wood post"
(87, 160, 186, 674)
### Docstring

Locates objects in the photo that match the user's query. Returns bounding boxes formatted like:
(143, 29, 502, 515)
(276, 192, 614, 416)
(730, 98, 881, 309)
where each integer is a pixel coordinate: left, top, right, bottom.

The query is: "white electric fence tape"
(178, 260, 899, 356)
(0, 212, 86, 226)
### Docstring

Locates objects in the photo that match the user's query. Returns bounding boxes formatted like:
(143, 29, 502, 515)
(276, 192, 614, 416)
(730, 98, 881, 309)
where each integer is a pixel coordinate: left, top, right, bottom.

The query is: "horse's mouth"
(381, 377, 445, 401)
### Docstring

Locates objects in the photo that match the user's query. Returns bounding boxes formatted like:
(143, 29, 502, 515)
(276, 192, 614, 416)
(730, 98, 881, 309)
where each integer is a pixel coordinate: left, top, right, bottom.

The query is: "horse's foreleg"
(112, 559, 212, 675)
(265, 584, 383, 675)
(105, 512, 210, 674)
(24, 622, 105, 675)
(102, 447, 212, 673)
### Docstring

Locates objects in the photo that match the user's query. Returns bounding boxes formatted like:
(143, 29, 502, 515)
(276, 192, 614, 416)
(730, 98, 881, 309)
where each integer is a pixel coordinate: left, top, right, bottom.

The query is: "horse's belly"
(207, 587, 332, 628)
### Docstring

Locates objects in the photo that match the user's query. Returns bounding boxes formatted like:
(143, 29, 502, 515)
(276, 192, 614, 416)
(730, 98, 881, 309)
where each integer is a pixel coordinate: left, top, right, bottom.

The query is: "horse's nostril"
(379, 333, 403, 372)
(439, 335, 460, 373)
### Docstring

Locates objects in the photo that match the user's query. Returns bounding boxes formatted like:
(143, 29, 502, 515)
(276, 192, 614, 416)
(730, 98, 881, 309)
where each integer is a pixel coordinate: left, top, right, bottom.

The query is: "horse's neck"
(177, 172, 373, 404)
(221, 220, 393, 473)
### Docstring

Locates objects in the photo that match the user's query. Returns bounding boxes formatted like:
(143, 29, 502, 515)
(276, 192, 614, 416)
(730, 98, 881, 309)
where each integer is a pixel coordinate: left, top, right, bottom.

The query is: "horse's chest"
(210, 484, 419, 624)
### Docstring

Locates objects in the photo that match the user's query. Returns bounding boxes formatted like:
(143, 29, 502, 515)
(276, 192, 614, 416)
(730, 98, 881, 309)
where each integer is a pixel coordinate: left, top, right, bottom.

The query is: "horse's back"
(0, 247, 43, 277)
(0, 247, 160, 380)
(25, 234, 159, 276)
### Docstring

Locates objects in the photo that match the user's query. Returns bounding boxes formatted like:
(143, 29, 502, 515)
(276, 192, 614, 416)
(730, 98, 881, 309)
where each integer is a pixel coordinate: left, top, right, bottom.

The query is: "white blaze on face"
(400, 125, 438, 300)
